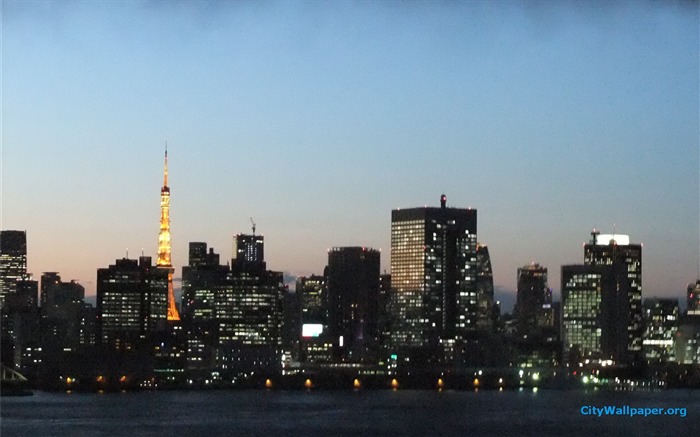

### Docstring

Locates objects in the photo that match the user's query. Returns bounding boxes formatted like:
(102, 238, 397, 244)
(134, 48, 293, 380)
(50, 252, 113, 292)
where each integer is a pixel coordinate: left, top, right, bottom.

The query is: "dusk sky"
(2, 1, 698, 310)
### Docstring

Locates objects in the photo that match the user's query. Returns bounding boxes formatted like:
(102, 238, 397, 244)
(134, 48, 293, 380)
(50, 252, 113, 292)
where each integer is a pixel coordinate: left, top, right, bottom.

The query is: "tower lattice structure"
(158, 146, 180, 321)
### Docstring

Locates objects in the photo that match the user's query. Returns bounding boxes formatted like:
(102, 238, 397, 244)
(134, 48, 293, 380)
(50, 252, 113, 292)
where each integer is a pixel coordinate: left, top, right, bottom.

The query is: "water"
(2, 389, 699, 436)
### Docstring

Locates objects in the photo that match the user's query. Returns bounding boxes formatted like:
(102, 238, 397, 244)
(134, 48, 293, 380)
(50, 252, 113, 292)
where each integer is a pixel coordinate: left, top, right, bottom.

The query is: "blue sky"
(2, 1, 698, 310)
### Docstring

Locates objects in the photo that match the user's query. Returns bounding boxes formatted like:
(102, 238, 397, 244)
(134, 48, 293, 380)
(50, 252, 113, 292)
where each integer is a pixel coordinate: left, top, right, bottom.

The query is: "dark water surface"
(2, 389, 698, 436)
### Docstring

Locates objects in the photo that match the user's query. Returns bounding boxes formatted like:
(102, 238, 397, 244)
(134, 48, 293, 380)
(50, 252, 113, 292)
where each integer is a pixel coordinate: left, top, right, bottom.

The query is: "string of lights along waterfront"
(1, 149, 700, 393)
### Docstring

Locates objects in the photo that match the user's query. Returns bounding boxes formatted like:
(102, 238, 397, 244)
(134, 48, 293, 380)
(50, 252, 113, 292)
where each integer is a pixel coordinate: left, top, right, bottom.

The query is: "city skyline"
(2, 2, 698, 307)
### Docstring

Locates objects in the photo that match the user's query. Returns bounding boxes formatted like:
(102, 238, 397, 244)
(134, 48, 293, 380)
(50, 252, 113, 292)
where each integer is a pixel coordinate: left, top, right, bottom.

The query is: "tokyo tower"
(157, 145, 180, 321)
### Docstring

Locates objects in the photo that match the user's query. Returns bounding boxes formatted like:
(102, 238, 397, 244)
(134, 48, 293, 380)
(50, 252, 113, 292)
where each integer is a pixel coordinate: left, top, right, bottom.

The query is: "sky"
(1, 1, 698, 312)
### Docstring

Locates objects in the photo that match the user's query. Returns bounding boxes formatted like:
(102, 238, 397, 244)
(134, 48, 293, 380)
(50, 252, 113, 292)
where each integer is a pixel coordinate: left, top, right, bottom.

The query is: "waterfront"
(2, 389, 698, 436)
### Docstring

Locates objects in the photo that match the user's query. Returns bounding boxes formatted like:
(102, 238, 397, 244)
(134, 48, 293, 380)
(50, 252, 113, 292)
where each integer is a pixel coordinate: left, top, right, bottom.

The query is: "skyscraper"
(96, 256, 168, 349)
(515, 263, 553, 335)
(181, 236, 284, 382)
(40, 273, 85, 352)
(561, 264, 613, 365)
(157, 146, 180, 321)
(584, 232, 643, 366)
(390, 194, 478, 367)
(181, 243, 226, 378)
(475, 244, 495, 331)
(298, 274, 326, 326)
(0, 230, 28, 307)
(642, 298, 678, 365)
(326, 247, 381, 362)
(561, 231, 643, 367)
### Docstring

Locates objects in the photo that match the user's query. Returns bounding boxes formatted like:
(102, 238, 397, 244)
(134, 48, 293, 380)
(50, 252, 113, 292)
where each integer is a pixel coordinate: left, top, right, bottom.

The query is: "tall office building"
(217, 235, 283, 378)
(181, 243, 227, 377)
(390, 194, 478, 366)
(220, 236, 282, 348)
(298, 274, 326, 325)
(476, 244, 494, 331)
(326, 247, 381, 362)
(40, 273, 85, 351)
(515, 263, 553, 334)
(561, 264, 612, 365)
(584, 231, 643, 366)
(96, 256, 168, 349)
(562, 231, 643, 367)
(181, 236, 283, 382)
(156, 146, 180, 321)
(642, 298, 678, 365)
(0, 230, 28, 307)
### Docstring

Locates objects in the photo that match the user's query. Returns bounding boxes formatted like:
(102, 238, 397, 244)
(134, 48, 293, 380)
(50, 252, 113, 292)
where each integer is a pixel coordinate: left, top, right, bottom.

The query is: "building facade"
(326, 247, 381, 363)
(96, 256, 168, 349)
(515, 263, 553, 335)
(390, 194, 478, 367)
(642, 298, 678, 365)
(584, 232, 643, 366)
(0, 230, 28, 307)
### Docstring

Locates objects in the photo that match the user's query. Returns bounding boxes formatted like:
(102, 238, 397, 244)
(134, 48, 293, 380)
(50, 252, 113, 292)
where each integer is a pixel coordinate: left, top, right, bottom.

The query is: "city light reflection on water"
(2, 389, 698, 436)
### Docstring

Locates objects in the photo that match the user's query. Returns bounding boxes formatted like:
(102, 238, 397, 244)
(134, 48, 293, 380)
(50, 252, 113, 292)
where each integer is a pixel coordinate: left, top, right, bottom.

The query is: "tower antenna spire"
(163, 142, 169, 187)
(157, 142, 180, 321)
(250, 217, 256, 236)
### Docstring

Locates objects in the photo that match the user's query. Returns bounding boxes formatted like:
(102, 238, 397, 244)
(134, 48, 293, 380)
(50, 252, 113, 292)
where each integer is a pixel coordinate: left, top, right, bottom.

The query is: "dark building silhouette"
(96, 256, 168, 350)
(515, 263, 553, 335)
(40, 273, 85, 352)
(476, 244, 495, 331)
(0, 231, 38, 377)
(688, 280, 700, 316)
(326, 247, 380, 363)
(298, 274, 326, 326)
(181, 243, 227, 381)
(181, 236, 283, 383)
(2, 275, 40, 377)
(584, 232, 643, 366)
(390, 194, 478, 368)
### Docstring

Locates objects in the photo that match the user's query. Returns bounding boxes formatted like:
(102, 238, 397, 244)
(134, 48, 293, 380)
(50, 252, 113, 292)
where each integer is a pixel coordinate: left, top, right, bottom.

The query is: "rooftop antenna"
(126, 248, 129, 259)
(250, 217, 256, 236)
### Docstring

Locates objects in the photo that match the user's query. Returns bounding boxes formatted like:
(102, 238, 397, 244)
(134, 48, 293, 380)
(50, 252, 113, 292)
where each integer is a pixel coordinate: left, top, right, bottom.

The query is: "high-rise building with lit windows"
(234, 234, 264, 264)
(0, 230, 28, 307)
(561, 264, 612, 364)
(96, 256, 168, 349)
(390, 194, 478, 367)
(642, 298, 678, 364)
(584, 232, 643, 366)
(298, 274, 326, 325)
(562, 231, 643, 367)
(181, 237, 283, 381)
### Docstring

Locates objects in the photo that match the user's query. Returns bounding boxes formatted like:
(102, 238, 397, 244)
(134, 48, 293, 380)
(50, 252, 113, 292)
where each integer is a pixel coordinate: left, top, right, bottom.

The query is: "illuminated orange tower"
(158, 145, 180, 321)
